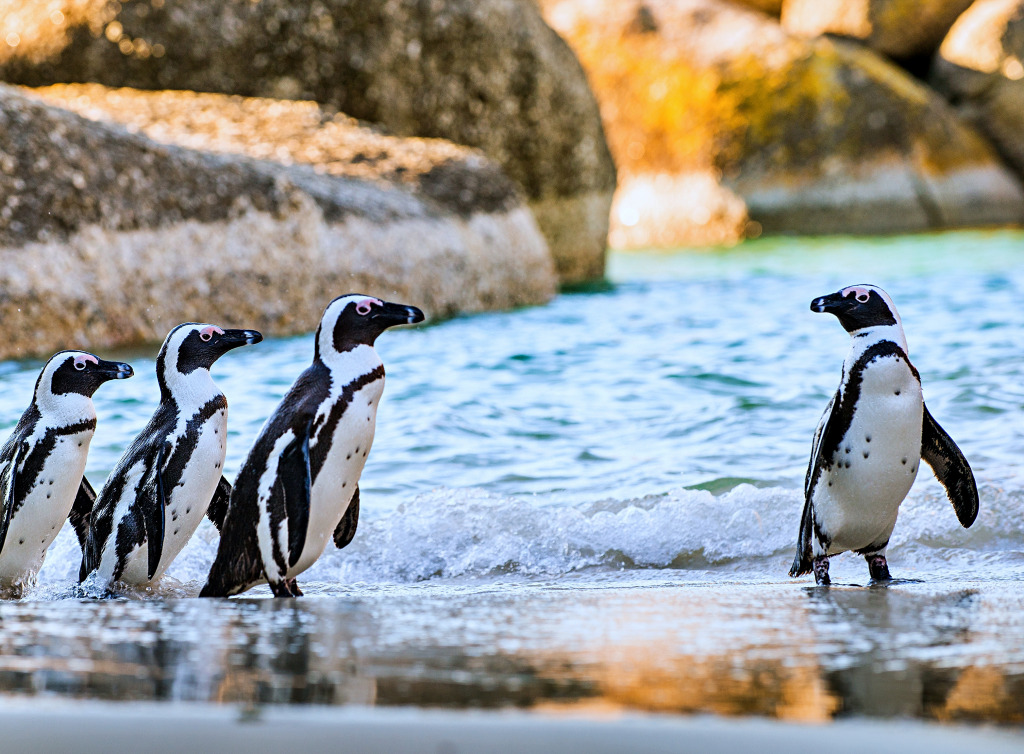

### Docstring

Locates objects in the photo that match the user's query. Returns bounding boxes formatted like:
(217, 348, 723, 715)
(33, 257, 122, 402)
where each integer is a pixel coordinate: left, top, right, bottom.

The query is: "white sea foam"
(31, 478, 1021, 595)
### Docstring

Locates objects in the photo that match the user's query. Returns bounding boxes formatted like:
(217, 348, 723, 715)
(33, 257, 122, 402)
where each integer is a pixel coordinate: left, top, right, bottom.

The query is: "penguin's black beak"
(217, 329, 264, 350)
(372, 302, 425, 328)
(96, 360, 134, 381)
(811, 291, 847, 315)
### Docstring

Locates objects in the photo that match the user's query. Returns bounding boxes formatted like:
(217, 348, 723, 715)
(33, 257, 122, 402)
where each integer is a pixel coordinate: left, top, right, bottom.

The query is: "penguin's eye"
(856, 292, 870, 303)
(73, 355, 96, 371)
(74, 361, 86, 371)
(200, 332, 212, 342)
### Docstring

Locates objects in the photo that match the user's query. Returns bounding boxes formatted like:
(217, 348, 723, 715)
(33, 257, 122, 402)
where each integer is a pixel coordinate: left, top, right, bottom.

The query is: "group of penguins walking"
(0, 285, 980, 599)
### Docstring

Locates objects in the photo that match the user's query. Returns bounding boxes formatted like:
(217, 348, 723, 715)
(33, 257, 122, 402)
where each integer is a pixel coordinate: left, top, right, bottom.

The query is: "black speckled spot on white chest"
(818, 356, 924, 553)
(290, 369, 385, 577)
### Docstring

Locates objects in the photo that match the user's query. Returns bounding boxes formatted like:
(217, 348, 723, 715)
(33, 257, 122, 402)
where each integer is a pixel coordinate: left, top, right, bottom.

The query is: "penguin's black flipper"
(278, 420, 313, 568)
(792, 393, 837, 577)
(921, 404, 979, 528)
(68, 477, 97, 553)
(789, 497, 814, 577)
(333, 486, 360, 550)
(0, 441, 27, 556)
(144, 444, 169, 580)
(206, 476, 232, 532)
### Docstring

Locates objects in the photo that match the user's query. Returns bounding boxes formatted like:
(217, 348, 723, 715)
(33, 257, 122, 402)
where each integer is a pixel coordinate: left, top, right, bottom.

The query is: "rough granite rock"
(0, 0, 615, 283)
(0, 83, 555, 359)
(782, 0, 975, 60)
(932, 0, 1024, 180)
(542, 0, 1024, 244)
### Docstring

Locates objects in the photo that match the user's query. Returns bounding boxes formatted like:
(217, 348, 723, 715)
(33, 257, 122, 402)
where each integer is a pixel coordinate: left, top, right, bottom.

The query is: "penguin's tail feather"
(198, 564, 236, 598)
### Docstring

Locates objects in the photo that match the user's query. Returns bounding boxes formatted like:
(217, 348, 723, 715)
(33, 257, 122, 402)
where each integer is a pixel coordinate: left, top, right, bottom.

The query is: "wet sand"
(3, 700, 1024, 754)
(2, 573, 1023, 727)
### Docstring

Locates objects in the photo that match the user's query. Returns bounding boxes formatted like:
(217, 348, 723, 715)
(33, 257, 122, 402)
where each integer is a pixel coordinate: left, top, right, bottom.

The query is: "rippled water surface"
(3, 231, 1024, 724)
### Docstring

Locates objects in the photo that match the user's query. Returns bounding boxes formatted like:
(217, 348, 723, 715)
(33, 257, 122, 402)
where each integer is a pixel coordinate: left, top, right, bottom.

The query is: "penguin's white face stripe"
(35, 351, 100, 424)
(841, 284, 903, 331)
(317, 295, 382, 359)
(159, 323, 224, 411)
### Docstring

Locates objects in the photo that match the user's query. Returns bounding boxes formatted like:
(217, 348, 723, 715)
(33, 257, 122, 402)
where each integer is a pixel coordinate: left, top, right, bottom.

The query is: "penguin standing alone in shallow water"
(201, 294, 423, 598)
(81, 323, 262, 588)
(790, 285, 978, 585)
(0, 351, 133, 597)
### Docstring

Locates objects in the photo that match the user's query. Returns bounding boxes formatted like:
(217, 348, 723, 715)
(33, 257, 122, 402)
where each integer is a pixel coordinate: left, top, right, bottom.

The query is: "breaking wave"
(32, 478, 1023, 595)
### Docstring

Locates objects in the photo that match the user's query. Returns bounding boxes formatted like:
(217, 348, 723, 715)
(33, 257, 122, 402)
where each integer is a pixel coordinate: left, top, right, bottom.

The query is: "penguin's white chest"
(815, 356, 923, 554)
(120, 406, 228, 584)
(0, 429, 93, 584)
(288, 377, 383, 577)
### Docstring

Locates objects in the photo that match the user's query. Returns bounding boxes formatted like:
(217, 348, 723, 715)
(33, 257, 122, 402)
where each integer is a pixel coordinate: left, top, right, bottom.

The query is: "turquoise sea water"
(2, 231, 1024, 723)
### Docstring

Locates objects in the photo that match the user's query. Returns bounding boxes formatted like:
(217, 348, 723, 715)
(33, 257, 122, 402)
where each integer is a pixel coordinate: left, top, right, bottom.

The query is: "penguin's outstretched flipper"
(206, 476, 232, 532)
(921, 404, 979, 528)
(68, 477, 97, 553)
(333, 486, 359, 550)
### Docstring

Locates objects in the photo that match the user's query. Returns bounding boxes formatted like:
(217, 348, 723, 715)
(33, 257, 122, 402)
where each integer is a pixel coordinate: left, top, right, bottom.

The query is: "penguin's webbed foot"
(812, 555, 831, 586)
(285, 578, 303, 597)
(866, 554, 892, 583)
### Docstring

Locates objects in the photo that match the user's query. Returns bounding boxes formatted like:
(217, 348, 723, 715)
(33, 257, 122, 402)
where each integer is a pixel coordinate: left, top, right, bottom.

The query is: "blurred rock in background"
(541, 0, 1024, 248)
(0, 83, 554, 359)
(0, 0, 615, 284)
(932, 0, 1024, 179)
(782, 0, 976, 61)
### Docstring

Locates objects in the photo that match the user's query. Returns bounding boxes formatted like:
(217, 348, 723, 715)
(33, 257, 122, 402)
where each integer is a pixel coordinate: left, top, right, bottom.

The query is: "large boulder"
(782, 0, 976, 60)
(541, 0, 1024, 245)
(932, 0, 1024, 179)
(0, 83, 555, 359)
(0, 0, 615, 283)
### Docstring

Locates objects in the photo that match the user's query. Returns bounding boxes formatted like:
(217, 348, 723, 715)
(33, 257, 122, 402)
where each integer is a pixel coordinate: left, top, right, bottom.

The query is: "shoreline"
(2, 700, 1023, 753)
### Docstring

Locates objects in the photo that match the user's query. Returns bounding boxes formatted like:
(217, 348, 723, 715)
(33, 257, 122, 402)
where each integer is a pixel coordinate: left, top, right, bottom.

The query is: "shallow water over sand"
(2, 231, 1024, 723)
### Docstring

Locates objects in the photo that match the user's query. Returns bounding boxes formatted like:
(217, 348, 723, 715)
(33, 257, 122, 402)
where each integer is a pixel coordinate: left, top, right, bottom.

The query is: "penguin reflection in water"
(201, 295, 424, 598)
(791, 285, 978, 585)
(81, 324, 262, 588)
(0, 352, 133, 597)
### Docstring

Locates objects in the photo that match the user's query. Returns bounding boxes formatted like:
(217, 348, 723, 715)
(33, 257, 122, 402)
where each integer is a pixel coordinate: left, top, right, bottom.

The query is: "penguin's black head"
(811, 285, 900, 333)
(43, 351, 133, 399)
(158, 323, 263, 385)
(316, 294, 425, 358)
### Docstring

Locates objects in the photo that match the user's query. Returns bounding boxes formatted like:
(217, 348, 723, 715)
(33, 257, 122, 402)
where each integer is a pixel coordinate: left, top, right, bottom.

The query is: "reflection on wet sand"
(0, 579, 1021, 725)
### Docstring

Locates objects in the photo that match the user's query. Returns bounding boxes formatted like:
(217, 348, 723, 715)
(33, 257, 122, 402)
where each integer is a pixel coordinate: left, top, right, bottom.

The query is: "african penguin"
(80, 323, 262, 588)
(200, 294, 424, 598)
(0, 351, 133, 597)
(790, 285, 978, 585)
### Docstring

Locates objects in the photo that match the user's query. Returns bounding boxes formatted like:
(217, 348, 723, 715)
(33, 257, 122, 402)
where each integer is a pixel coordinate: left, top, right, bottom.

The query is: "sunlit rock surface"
(0, 84, 555, 359)
(781, 0, 975, 60)
(542, 0, 1024, 245)
(932, 0, 1024, 181)
(733, 0, 783, 16)
(0, 0, 615, 283)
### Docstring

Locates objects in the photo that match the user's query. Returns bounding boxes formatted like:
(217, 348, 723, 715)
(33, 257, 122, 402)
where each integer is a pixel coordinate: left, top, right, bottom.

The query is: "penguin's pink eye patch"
(199, 325, 224, 342)
(842, 286, 872, 304)
(355, 298, 382, 316)
(73, 354, 98, 371)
